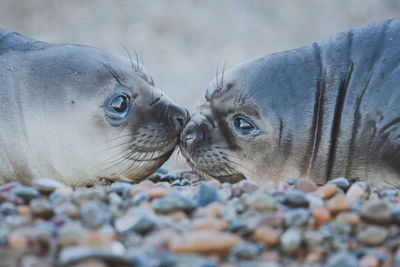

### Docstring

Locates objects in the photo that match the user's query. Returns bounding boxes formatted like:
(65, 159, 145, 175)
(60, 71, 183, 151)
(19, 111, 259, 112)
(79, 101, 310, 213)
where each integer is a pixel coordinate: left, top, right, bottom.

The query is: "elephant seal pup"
(180, 19, 400, 188)
(0, 29, 189, 186)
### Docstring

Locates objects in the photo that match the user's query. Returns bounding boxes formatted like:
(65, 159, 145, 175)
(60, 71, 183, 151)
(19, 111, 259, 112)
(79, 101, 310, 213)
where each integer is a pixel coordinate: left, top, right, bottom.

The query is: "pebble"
(115, 209, 156, 234)
(8, 230, 28, 250)
(253, 226, 281, 247)
(357, 225, 388, 245)
(360, 200, 392, 224)
(245, 191, 276, 212)
(335, 212, 360, 226)
(190, 217, 228, 231)
(294, 178, 317, 193)
(283, 190, 309, 208)
(30, 198, 55, 219)
(327, 177, 350, 191)
(73, 188, 106, 205)
(280, 228, 301, 254)
(238, 180, 259, 194)
(360, 255, 379, 267)
(0, 202, 16, 216)
(317, 183, 337, 199)
(285, 208, 310, 227)
(169, 230, 239, 254)
(346, 182, 368, 199)
(12, 186, 40, 202)
(197, 183, 218, 207)
(31, 177, 67, 194)
(153, 193, 196, 214)
(325, 251, 358, 267)
(326, 195, 351, 213)
(312, 206, 332, 225)
(80, 201, 111, 228)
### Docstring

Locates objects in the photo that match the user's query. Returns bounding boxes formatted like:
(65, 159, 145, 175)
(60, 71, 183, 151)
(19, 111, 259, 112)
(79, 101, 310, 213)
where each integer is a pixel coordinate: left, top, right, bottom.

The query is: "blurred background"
(1, 0, 399, 170)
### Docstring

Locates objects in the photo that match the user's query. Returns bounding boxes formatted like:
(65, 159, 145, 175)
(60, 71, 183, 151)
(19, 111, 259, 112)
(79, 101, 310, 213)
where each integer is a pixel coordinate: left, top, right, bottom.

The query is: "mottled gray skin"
(180, 19, 400, 188)
(0, 29, 188, 185)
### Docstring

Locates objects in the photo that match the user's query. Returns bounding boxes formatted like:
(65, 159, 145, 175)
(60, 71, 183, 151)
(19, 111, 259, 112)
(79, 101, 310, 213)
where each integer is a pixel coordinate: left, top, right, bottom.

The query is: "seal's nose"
(169, 105, 190, 132)
(180, 113, 208, 148)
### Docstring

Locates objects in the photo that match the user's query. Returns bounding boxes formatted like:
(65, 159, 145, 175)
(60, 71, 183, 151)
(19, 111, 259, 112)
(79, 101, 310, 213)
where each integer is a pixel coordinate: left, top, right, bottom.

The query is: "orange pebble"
(326, 195, 352, 213)
(318, 184, 337, 200)
(145, 187, 168, 199)
(312, 207, 332, 225)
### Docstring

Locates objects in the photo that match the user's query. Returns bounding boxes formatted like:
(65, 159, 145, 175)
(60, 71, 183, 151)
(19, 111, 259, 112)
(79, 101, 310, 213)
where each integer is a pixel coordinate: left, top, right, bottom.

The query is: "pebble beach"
(0, 170, 399, 267)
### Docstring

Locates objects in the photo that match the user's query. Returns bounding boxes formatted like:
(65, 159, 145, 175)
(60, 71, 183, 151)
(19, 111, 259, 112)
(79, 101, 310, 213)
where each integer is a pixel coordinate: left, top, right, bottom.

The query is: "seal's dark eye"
(235, 118, 253, 130)
(111, 95, 128, 113)
(104, 85, 134, 127)
(231, 115, 258, 135)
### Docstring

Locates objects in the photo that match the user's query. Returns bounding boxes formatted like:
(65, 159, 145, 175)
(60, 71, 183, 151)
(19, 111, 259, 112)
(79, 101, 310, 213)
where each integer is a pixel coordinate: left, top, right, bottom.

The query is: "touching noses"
(168, 105, 190, 132)
(180, 113, 210, 147)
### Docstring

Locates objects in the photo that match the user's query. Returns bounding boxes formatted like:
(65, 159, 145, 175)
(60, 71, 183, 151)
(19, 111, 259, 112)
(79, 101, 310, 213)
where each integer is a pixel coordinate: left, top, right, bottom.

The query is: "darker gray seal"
(180, 19, 400, 188)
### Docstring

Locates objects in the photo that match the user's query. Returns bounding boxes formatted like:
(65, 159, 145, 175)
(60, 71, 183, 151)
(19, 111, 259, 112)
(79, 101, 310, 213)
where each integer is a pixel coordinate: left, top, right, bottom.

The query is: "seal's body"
(180, 19, 400, 188)
(0, 29, 188, 185)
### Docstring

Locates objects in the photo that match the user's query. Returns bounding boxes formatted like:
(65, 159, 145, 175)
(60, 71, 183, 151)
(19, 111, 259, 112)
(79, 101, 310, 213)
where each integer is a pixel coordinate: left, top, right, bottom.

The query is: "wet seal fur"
(180, 19, 400, 188)
(0, 29, 188, 186)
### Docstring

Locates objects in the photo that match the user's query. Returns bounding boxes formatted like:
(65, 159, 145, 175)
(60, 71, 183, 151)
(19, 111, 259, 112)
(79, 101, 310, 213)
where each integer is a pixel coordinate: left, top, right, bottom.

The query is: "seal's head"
(180, 56, 298, 188)
(0, 30, 189, 185)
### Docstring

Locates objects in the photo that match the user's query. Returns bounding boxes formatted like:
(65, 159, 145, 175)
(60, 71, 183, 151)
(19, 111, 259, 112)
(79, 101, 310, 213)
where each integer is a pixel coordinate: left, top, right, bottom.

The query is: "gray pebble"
(108, 182, 132, 197)
(238, 180, 260, 194)
(218, 188, 232, 202)
(197, 183, 218, 207)
(30, 198, 55, 219)
(303, 230, 323, 249)
(280, 228, 301, 254)
(392, 207, 400, 224)
(181, 179, 191, 186)
(115, 211, 156, 235)
(72, 187, 106, 205)
(283, 190, 309, 208)
(80, 201, 110, 228)
(152, 193, 196, 214)
(170, 180, 181, 186)
(245, 191, 276, 212)
(132, 192, 150, 205)
(0, 182, 20, 193)
(357, 225, 388, 245)
(325, 251, 358, 267)
(147, 173, 162, 183)
(31, 178, 67, 194)
(285, 208, 310, 227)
(327, 177, 350, 191)
(232, 243, 262, 260)
(360, 200, 392, 224)
(0, 202, 16, 216)
(58, 246, 132, 266)
(12, 186, 40, 202)
(286, 179, 298, 185)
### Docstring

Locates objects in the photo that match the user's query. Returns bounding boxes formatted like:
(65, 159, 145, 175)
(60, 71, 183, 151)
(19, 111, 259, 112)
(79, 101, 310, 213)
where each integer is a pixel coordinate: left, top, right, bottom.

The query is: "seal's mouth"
(179, 143, 246, 182)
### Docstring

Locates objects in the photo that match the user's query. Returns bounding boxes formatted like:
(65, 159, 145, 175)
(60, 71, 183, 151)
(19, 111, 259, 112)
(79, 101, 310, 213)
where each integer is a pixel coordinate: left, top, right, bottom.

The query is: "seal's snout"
(168, 105, 190, 132)
(180, 113, 208, 148)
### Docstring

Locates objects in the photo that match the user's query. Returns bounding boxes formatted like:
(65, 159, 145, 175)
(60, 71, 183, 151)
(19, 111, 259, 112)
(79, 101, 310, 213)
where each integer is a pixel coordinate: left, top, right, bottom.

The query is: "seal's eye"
(104, 85, 134, 127)
(231, 115, 258, 135)
(111, 95, 128, 113)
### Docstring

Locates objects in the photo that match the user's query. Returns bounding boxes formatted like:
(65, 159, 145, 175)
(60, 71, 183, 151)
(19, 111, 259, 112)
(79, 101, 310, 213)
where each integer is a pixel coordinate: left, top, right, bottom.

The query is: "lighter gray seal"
(0, 29, 188, 186)
(180, 19, 400, 188)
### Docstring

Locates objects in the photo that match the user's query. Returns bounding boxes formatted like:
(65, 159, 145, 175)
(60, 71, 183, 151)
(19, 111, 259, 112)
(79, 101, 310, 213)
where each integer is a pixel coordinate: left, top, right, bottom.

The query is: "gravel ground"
(0, 171, 399, 266)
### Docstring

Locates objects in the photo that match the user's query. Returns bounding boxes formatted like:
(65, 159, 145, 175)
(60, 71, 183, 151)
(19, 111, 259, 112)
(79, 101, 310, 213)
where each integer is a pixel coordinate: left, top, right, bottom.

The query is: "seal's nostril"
(176, 117, 184, 128)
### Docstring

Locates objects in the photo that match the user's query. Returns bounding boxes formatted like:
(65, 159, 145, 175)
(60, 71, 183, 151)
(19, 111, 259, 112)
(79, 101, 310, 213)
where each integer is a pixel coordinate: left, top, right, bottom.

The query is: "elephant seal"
(180, 19, 400, 188)
(0, 29, 189, 186)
